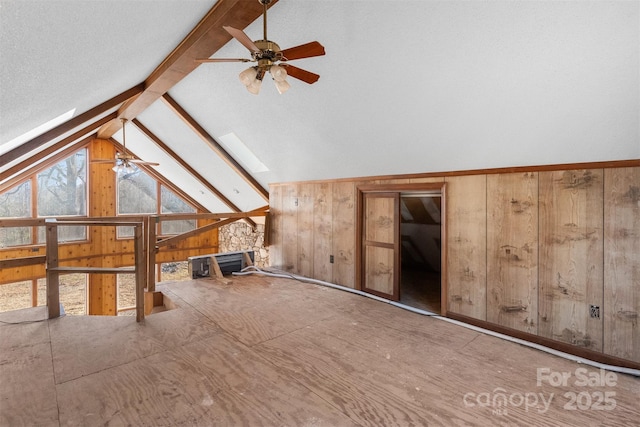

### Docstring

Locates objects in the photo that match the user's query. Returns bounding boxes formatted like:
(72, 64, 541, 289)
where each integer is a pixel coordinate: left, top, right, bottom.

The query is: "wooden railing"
(45, 219, 145, 321)
(0, 209, 267, 321)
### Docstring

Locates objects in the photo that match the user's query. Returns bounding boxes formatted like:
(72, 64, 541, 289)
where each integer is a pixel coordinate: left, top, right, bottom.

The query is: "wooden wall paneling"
(445, 175, 487, 320)
(539, 169, 604, 351)
(332, 181, 356, 288)
(297, 184, 314, 278)
(486, 172, 538, 334)
(604, 167, 640, 363)
(268, 185, 283, 268)
(89, 139, 118, 315)
(281, 184, 299, 273)
(313, 182, 333, 283)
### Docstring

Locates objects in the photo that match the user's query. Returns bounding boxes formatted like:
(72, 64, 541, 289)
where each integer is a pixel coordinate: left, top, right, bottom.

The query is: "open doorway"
(399, 193, 442, 313)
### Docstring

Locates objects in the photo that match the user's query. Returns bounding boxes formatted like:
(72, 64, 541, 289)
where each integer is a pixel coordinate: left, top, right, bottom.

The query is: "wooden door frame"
(356, 182, 447, 316)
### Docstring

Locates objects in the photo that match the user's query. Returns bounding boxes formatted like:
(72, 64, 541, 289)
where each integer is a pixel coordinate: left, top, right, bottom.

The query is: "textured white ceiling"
(1, 0, 638, 212)
(0, 0, 216, 143)
(171, 0, 639, 185)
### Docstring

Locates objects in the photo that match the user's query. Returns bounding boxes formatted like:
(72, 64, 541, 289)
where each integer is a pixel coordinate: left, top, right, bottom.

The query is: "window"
(36, 149, 88, 243)
(117, 166, 157, 215)
(0, 148, 88, 247)
(0, 181, 31, 247)
(37, 275, 87, 315)
(117, 166, 156, 238)
(0, 280, 32, 312)
(117, 274, 136, 314)
(116, 165, 197, 237)
(160, 186, 196, 235)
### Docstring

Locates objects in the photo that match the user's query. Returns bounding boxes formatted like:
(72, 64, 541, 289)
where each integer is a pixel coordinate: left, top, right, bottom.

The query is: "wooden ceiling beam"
(97, 0, 277, 139)
(161, 93, 269, 202)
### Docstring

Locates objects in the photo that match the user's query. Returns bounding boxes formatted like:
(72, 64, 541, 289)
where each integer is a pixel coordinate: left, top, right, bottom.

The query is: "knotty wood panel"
(604, 167, 640, 363)
(539, 169, 604, 351)
(297, 183, 314, 278)
(281, 184, 298, 273)
(268, 185, 283, 268)
(486, 172, 538, 333)
(332, 181, 356, 288)
(313, 182, 333, 282)
(445, 175, 487, 320)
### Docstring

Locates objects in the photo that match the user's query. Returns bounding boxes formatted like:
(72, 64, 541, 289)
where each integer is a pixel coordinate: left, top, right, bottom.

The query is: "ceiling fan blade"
(196, 58, 252, 63)
(280, 41, 325, 61)
(281, 64, 320, 84)
(130, 160, 160, 166)
(223, 26, 260, 54)
(91, 159, 117, 164)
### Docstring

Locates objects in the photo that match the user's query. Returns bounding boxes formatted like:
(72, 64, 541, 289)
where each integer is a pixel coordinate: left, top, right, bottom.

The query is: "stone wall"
(218, 222, 269, 268)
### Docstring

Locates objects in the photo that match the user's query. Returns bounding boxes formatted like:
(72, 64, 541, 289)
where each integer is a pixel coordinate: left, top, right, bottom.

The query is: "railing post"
(45, 219, 60, 319)
(146, 216, 157, 293)
(134, 223, 145, 322)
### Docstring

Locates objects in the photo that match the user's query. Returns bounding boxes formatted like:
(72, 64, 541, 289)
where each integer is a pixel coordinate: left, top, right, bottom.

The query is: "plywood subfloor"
(1, 275, 639, 426)
(400, 267, 441, 313)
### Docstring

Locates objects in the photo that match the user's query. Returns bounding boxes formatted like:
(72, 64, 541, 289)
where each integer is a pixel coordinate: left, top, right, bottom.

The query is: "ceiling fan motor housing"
(252, 40, 282, 62)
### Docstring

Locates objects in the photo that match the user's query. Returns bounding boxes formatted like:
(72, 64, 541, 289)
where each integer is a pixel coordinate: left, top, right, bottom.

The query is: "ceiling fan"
(196, 0, 325, 94)
(92, 118, 159, 173)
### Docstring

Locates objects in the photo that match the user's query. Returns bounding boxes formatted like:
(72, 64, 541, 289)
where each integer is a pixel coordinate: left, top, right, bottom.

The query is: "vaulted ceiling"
(1, 0, 638, 214)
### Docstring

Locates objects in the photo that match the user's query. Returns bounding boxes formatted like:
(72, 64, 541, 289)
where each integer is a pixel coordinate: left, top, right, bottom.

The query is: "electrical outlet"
(330, 255, 334, 264)
(590, 305, 600, 319)
(294, 198, 298, 206)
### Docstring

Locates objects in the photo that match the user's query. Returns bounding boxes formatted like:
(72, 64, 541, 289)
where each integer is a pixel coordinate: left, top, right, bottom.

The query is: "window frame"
(0, 148, 90, 249)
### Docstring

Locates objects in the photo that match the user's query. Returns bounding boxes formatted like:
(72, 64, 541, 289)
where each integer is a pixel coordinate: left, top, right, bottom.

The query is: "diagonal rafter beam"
(131, 118, 257, 229)
(161, 93, 269, 202)
(97, 0, 278, 139)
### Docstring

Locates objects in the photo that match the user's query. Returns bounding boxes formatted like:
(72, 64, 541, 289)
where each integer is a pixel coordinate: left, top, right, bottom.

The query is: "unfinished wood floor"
(1, 274, 639, 426)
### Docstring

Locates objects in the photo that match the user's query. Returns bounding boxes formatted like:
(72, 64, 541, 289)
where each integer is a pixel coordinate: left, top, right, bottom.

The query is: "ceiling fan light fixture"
(274, 78, 290, 94)
(247, 78, 263, 95)
(270, 64, 287, 82)
(239, 67, 258, 86)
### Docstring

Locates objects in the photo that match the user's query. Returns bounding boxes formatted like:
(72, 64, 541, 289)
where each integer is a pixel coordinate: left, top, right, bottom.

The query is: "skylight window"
(218, 132, 269, 173)
(1, 108, 76, 155)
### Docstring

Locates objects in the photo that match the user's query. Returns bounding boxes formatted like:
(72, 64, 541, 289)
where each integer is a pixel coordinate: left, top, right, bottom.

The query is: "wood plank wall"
(487, 172, 538, 334)
(539, 169, 604, 352)
(446, 175, 487, 321)
(603, 167, 640, 362)
(269, 164, 640, 364)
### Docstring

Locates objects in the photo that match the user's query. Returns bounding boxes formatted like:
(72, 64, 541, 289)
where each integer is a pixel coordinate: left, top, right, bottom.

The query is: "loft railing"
(0, 208, 267, 321)
(45, 218, 146, 321)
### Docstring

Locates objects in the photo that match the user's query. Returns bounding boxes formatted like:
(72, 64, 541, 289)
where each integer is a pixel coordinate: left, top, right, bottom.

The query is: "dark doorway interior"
(399, 194, 442, 313)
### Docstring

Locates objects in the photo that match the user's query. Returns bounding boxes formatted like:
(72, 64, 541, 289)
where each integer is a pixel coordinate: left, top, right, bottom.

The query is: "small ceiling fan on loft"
(196, 0, 325, 94)
(92, 118, 159, 173)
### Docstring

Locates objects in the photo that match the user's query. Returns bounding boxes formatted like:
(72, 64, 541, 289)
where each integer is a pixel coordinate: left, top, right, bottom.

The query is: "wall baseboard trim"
(446, 312, 640, 371)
